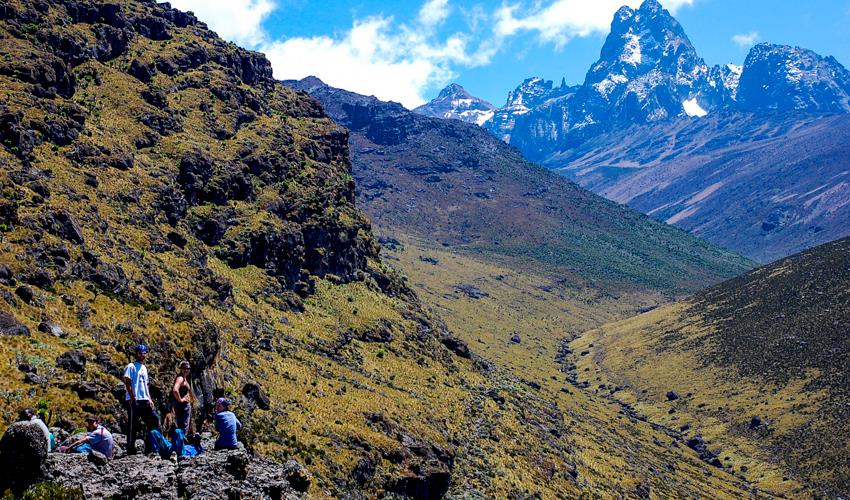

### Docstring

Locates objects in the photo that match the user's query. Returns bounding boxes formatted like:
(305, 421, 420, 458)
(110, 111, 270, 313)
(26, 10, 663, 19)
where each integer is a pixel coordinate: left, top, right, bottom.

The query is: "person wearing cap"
(63, 415, 114, 458)
(213, 398, 242, 450)
(123, 343, 160, 455)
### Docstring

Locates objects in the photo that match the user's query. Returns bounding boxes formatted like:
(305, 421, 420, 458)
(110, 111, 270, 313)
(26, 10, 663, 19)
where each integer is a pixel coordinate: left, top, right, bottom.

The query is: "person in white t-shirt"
(123, 344, 160, 455)
(63, 415, 114, 458)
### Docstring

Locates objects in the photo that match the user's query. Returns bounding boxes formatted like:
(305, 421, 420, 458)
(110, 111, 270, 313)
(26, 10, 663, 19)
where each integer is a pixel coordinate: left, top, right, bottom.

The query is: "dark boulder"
(510, 333, 521, 344)
(0, 421, 49, 493)
(26, 268, 54, 290)
(441, 334, 471, 358)
(358, 320, 394, 343)
(455, 284, 489, 300)
(282, 460, 311, 493)
(0, 310, 30, 336)
(156, 187, 188, 225)
(365, 413, 455, 500)
(166, 231, 187, 249)
(44, 210, 84, 244)
(666, 391, 680, 401)
(133, 16, 172, 41)
(216, 224, 304, 287)
(57, 350, 87, 373)
(128, 59, 157, 82)
(0, 105, 37, 161)
(139, 111, 182, 136)
(14, 285, 35, 305)
(191, 212, 231, 246)
(74, 381, 100, 399)
(685, 435, 723, 468)
(95, 262, 129, 294)
(242, 383, 271, 411)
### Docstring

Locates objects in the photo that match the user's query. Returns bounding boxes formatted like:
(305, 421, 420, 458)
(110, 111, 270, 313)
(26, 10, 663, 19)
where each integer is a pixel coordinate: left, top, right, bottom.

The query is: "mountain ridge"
(285, 76, 753, 293)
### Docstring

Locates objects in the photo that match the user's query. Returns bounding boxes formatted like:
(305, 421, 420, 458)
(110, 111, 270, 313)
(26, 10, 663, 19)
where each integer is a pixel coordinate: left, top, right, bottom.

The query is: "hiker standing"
(170, 361, 195, 435)
(123, 344, 160, 455)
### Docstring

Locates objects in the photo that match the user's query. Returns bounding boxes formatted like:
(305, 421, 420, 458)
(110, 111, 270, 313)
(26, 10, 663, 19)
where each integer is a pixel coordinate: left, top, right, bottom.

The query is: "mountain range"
(1, 0, 848, 497)
(284, 76, 750, 294)
(417, 0, 850, 262)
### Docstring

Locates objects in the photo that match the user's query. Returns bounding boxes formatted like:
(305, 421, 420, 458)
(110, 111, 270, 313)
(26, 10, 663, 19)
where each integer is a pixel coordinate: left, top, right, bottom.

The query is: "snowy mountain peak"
(413, 83, 496, 125)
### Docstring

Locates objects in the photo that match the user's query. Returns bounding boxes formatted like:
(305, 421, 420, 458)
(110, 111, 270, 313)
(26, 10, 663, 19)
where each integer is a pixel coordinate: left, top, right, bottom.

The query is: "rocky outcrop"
(362, 413, 455, 499)
(737, 43, 850, 113)
(42, 449, 306, 499)
(0, 419, 308, 499)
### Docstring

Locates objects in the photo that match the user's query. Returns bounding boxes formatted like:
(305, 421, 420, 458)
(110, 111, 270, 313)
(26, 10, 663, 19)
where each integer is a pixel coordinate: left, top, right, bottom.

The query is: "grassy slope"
(381, 236, 760, 498)
(0, 0, 759, 497)
(567, 237, 850, 497)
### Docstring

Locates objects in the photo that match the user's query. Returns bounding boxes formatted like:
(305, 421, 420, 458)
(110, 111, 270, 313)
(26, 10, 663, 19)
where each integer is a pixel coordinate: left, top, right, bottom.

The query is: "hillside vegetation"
(567, 237, 850, 497)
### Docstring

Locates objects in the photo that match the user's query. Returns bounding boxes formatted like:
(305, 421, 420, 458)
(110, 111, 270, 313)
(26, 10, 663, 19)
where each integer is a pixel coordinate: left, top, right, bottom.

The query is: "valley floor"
(378, 229, 769, 497)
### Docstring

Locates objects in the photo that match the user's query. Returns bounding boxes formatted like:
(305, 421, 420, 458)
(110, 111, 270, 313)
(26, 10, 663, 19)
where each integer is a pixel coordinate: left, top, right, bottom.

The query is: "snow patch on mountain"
(683, 97, 708, 117)
(622, 33, 642, 65)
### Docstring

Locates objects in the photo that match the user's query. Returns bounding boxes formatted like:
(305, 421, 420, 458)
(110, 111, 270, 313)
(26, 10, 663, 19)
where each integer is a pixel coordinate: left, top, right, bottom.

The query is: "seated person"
(63, 415, 114, 458)
(18, 408, 52, 452)
(213, 398, 241, 450)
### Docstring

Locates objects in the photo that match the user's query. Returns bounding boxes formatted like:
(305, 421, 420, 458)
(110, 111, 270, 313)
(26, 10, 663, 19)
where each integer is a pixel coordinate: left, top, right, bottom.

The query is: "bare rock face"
(44, 453, 179, 499)
(42, 448, 307, 499)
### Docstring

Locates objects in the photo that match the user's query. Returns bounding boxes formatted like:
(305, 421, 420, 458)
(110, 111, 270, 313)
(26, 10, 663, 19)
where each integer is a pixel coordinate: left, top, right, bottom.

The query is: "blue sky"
(168, 0, 850, 108)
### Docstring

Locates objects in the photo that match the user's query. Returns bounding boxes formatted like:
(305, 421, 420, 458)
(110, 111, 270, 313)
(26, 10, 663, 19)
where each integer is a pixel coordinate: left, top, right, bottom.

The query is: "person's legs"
(171, 429, 185, 457)
(124, 399, 138, 455)
(147, 430, 172, 459)
(134, 402, 160, 454)
(141, 404, 161, 432)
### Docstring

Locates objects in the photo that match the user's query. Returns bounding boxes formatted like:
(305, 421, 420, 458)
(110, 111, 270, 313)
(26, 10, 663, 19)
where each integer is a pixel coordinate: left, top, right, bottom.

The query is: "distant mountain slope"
(568, 237, 850, 496)
(286, 77, 752, 294)
(547, 112, 850, 262)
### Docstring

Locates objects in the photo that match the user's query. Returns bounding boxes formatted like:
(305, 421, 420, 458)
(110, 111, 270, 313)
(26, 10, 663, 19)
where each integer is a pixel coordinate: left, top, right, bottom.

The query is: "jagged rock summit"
(413, 83, 495, 125)
(737, 43, 850, 113)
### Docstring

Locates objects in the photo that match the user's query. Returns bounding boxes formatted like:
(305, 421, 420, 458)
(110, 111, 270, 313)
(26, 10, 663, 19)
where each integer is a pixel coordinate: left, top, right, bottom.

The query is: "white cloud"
(732, 31, 760, 48)
(167, 0, 275, 47)
(262, 16, 495, 108)
(495, 0, 694, 47)
(418, 0, 451, 28)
